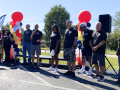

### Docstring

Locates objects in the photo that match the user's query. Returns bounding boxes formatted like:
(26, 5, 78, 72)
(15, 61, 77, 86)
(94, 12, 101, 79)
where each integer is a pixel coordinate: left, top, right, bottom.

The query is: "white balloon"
(82, 22, 87, 26)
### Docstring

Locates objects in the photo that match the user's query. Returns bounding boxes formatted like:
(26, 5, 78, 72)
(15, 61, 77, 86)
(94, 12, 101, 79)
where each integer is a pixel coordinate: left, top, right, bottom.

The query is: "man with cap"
(78, 23, 93, 76)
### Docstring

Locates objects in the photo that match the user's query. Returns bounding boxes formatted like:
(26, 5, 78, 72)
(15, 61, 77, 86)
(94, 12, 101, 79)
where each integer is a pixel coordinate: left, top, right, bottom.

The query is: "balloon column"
(76, 10, 92, 66)
(9, 11, 23, 60)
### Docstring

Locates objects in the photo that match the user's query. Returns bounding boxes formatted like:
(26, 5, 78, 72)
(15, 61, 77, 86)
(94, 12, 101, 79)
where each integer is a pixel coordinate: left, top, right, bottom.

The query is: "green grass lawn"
(106, 49, 116, 55)
(16, 52, 119, 70)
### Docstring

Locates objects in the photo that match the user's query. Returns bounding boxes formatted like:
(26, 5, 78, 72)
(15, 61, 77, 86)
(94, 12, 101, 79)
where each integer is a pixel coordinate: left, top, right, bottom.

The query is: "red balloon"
(19, 37, 21, 41)
(78, 10, 91, 23)
(77, 22, 82, 27)
(78, 60, 82, 66)
(9, 52, 11, 55)
(12, 11, 23, 22)
(76, 57, 82, 66)
(16, 33, 22, 37)
(15, 29, 19, 34)
(10, 21, 15, 25)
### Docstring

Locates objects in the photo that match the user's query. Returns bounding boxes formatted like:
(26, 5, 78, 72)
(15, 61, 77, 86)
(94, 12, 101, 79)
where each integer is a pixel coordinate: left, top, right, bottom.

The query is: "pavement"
(0, 62, 120, 90)
(41, 50, 118, 58)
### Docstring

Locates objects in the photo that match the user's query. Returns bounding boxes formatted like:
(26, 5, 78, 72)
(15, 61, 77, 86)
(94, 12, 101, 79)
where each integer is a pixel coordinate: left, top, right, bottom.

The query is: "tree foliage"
(44, 4, 70, 42)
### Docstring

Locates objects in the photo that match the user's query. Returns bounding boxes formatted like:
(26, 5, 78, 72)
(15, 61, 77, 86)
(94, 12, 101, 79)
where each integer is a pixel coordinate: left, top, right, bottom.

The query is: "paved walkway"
(0, 63, 120, 90)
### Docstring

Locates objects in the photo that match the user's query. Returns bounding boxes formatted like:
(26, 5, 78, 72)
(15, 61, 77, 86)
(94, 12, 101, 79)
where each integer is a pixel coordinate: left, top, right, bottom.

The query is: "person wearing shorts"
(89, 22, 107, 82)
(30, 24, 43, 68)
(78, 23, 93, 76)
(63, 20, 78, 78)
(47, 25, 61, 72)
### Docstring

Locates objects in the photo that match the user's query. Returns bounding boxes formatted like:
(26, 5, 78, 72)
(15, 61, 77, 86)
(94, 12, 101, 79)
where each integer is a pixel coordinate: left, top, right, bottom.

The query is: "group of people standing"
(0, 20, 119, 84)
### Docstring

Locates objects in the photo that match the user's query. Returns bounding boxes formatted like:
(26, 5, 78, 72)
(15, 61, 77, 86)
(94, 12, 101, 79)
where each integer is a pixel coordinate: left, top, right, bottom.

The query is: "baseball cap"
(79, 24, 86, 28)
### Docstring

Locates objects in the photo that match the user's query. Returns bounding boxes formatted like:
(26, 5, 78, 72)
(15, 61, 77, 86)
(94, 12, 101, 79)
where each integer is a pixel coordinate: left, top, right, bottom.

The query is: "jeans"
(23, 42, 31, 63)
(118, 55, 120, 80)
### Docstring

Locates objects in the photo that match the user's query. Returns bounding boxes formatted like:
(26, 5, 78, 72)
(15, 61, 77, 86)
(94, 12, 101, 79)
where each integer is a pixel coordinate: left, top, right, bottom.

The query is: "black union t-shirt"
(32, 30, 42, 45)
(91, 30, 107, 54)
(64, 28, 78, 48)
(82, 29, 93, 50)
(50, 31, 61, 48)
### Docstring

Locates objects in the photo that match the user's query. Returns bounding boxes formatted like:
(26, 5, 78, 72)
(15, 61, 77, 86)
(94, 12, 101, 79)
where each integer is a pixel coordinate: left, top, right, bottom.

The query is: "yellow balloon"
(15, 41, 21, 45)
(11, 32, 16, 37)
(18, 45, 20, 48)
(14, 36, 19, 41)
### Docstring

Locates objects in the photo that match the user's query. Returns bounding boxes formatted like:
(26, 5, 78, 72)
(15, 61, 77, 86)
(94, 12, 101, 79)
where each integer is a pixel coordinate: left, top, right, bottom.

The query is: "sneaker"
(115, 80, 120, 84)
(29, 64, 35, 68)
(78, 69, 85, 74)
(72, 72, 76, 78)
(47, 67, 54, 71)
(54, 67, 58, 72)
(35, 65, 39, 69)
(92, 74, 100, 79)
(98, 75, 105, 82)
(87, 70, 92, 76)
(64, 71, 72, 75)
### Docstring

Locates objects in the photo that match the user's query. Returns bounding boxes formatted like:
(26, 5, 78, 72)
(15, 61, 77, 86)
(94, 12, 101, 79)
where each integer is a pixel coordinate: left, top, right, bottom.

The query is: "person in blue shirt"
(21, 24, 32, 65)
(47, 25, 61, 72)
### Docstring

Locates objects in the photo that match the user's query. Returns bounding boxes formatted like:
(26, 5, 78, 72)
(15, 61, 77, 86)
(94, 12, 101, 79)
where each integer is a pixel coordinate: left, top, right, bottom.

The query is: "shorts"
(82, 49, 92, 58)
(63, 48, 75, 62)
(50, 46, 60, 54)
(31, 44, 41, 55)
(92, 53, 105, 66)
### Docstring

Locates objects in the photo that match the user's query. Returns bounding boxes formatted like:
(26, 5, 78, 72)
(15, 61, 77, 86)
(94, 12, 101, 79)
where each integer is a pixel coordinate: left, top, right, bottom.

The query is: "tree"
(106, 11, 120, 50)
(2, 23, 10, 30)
(44, 4, 70, 43)
(72, 25, 78, 30)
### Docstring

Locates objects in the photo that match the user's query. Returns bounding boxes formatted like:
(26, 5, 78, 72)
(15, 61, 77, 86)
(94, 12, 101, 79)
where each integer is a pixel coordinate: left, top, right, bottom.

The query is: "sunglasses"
(26, 26, 29, 27)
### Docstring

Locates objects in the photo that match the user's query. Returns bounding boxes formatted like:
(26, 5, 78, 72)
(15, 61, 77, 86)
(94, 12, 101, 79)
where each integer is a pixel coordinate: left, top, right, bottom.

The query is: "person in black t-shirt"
(3, 28, 13, 63)
(30, 24, 43, 68)
(63, 20, 78, 78)
(47, 25, 61, 72)
(115, 37, 120, 84)
(89, 22, 107, 82)
(21, 24, 32, 65)
(78, 24, 93, 76)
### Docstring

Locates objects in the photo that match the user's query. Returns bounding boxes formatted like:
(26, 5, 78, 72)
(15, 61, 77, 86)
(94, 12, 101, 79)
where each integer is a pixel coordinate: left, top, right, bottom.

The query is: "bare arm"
(30, 31, 35, 40)
(96, 40, 106, 48)
(89, 40, 93, 48)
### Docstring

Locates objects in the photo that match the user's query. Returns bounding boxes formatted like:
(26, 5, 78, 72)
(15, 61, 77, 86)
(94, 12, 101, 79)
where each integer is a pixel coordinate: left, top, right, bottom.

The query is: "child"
(0, 39, 3, 63)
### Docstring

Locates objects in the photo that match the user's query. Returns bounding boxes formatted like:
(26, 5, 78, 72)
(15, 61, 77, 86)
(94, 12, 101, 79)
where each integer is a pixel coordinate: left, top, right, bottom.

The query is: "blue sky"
(0, 0, 120, 32)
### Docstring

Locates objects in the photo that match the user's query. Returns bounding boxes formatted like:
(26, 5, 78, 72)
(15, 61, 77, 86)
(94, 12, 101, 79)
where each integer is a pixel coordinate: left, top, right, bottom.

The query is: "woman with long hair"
(47, 25, 61, 72)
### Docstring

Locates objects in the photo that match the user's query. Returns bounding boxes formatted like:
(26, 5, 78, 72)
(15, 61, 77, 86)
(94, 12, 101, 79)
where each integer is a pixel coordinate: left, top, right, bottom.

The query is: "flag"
(0, 15, 6, 30)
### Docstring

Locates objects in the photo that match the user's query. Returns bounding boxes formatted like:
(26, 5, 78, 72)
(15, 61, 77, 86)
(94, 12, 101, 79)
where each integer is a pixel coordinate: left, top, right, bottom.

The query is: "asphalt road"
(0, 63, 120, 90)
